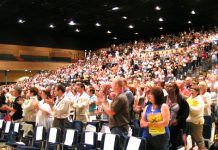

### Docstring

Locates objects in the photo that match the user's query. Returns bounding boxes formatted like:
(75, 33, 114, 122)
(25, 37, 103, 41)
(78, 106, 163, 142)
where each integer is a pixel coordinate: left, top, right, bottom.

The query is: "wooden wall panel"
(0, 71, 38, 82)
(0, 61, 70, 70)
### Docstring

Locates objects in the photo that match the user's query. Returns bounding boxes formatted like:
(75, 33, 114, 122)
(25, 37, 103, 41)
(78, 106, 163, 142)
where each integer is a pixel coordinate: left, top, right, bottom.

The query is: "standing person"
(186, 85, 205, 150)
(22, 87, 38, 128)
(52, 84, 71, 132)
(0, 87, 7, 114)
(2, 86, 23, 122)
(123, 79, 134, 122)
(165, 82, 189, 150)
(140, 86, 170, 150)
(73, 82, 89, 123)
(35, 88, 54, 130)
(98, 78, 130, 150)
(88, 87, 97, 117)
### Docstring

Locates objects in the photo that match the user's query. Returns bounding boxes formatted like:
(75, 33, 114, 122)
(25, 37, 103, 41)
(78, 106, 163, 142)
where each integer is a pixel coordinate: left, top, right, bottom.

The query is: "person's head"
(54, 84, 65, 97)
(76, 82, 85, 94)
(71, 87, 77, 95)
(185, 77, 192, 86)
(111, 78, 124, 95)
(165, 82, 179, 97)
(12, 86, 22, 97)
(190, 85, 200, 98)
(66, 87, 71, 93)
(101, 83, 111, 95)
(138, 85, 145, 94)
(122, 78, 128, 88)
(41, 89, 52, 100)
(148, 86, 165, 106)
(133, 79, 140, 88)
(88, 88, 95, 96)
(176, 80, 185, 89)
(144, 82, 153, 94)
(198, 81, 207, 94)
(29, 87, 38, 96)
(209, 74, 217, 83)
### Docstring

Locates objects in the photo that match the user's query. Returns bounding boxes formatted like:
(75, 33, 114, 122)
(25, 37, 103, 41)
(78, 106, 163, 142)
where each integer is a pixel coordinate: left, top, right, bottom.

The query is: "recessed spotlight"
(191, 10, 196, 15)
(122, 16, 127, 19)
(7, 70, 10, 72)
(159, 27, 163, 30)
(49, 24, 55, 28)
(29, 71, 32, 73)
(18, 19, 25, 24)
(134, 32, 139, 35)
(158, 17, 164, 22)
(112, 37, 117, 40)
(107, 30, 112, 34)
(75, 28, 80, 32)
(95, 22, 101, 27)
(128, 25, 134, 29)
(25, 69, 28, 72)
(188, 21, 192, 24)
(68, 20, 76, 26)
(155, 6, 161, 10)
(112, 7, 119, 10)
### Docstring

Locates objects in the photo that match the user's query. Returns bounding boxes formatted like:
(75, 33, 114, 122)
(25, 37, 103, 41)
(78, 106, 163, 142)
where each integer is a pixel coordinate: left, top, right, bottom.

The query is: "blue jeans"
(110, 127, 128, 150)
(147, 134, 170, 150)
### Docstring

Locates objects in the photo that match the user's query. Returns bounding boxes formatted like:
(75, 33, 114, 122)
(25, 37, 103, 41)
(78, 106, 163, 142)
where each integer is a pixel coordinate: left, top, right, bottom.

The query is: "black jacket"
(176, 95, 189, 130)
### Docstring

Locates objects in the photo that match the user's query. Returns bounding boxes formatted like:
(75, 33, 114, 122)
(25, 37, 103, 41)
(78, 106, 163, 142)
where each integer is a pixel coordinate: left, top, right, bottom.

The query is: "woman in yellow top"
(140, 86, 170, 150)
(186, 85, 205, 150)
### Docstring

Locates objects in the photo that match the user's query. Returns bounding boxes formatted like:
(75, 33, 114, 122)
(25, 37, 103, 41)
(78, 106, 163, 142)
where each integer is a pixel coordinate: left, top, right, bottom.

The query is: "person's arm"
(152, 104, 170, 127)
(73, 98, 89, 109)
(140, 105, 150, 127)
(101, 102, 115, 116)
(53, 99, 70, 116)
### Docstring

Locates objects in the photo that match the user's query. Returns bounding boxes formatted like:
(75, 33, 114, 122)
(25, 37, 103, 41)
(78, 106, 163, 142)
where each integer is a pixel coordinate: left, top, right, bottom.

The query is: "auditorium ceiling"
(0, 0, 217, 49)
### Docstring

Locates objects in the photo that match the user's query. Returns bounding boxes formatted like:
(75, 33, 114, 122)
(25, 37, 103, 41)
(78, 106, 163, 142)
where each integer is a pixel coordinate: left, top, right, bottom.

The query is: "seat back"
(4, 121, 12, 134)
(79, 131, 97, 149)
(33, 126, 46, 148)
(63, 129, 78, 147)
(126, 136, 146, 150)
(101, 133, 120, 150)
(46, 127, 61, 150)
(0, 119, 5, 131)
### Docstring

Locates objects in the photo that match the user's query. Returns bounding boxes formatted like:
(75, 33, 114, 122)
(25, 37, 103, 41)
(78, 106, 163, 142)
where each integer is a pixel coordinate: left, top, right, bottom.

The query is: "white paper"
(49, 128, 57, 143)
(100, 125, 111, 133)
(64, 129, 75, 146)
(98, 132, 103, 141)
(103, 134, 115, 150)
(85, 132, 94, 145)
(0, 119, 3, 128)
(16, 142, 25, 145)
(5, 121, 11, 133)
(36, 126, 43, 141)
(186, 135, 192, 150)
(14, 123, 19, 133)
(89, 116, 96, 122)
(126, 137, 141, 150)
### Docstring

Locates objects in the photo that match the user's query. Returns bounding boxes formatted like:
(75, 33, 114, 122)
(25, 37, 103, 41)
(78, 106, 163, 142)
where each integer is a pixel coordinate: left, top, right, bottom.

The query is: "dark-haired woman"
(165, 82, 189, 150)
(140, 86, 170, 150)
(186, 85, 205, 150)
(35, 89, 54, 130)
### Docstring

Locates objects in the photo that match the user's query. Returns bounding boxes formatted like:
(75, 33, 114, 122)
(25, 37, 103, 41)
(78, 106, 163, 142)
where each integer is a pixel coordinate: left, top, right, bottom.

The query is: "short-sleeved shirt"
(11, 96, 23, 121)
(109, 93, 130, 129)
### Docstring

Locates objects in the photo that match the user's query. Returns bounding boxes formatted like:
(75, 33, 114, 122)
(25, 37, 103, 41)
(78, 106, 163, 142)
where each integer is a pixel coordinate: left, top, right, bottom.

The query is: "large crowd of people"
(0, 28, 218, 150)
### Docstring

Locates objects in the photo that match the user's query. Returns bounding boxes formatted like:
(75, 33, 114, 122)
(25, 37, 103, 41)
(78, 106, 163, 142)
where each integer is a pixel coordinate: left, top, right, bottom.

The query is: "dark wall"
(0, 25, 110, 50)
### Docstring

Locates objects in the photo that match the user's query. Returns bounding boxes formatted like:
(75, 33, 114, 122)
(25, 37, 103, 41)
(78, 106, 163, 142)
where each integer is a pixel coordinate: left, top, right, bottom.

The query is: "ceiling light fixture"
(95, 22, 101, 26)
(112, 7, 119, 10)
(112, 37, 117, 40)
(158, 17, 164, 22)
(75, 28, 80, 32)
(159, 27, 163, 30)
(155, 6, 161, 10)
(128, 25, 134, 29)
(188, 21, 192, 24)
(191, 10, 196, 15)
(18, 19, 25, 24)
(68, 20, 76, 26)
(107, 30, 112, 34)
(49, 24, 55, 28)
(134, 32, 139, 35)
(122, 16, 127, 19)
